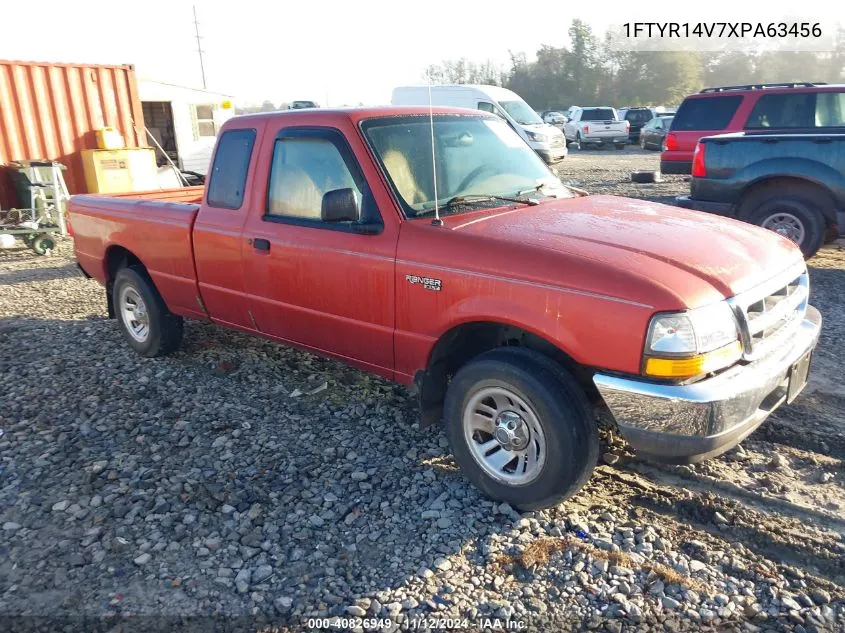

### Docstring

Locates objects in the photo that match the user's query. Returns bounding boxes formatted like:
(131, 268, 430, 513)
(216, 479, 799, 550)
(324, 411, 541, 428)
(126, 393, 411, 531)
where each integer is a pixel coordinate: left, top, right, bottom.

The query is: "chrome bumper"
(593, 306, 822, 463)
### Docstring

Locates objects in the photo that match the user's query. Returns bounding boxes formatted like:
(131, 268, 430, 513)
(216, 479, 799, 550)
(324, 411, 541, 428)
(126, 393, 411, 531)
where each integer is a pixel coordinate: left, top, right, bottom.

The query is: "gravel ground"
(1, 148, 843, 633)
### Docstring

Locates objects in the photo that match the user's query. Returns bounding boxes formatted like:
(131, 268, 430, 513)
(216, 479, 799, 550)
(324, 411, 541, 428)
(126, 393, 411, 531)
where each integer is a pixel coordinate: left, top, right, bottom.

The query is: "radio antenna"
(427, 84, 442, 226)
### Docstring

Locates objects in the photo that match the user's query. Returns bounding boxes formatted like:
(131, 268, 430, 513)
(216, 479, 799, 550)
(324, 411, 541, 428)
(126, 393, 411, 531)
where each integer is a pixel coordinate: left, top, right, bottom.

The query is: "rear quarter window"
(745, 93, 815, 129)
(671, 96, 742, 131)
(206, 129, 257, 209)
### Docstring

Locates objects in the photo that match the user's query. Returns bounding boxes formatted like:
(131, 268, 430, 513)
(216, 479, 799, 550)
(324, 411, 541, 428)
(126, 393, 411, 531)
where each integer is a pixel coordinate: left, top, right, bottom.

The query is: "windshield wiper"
(414, 194, 539, 218)
(444, 194, 539, 211)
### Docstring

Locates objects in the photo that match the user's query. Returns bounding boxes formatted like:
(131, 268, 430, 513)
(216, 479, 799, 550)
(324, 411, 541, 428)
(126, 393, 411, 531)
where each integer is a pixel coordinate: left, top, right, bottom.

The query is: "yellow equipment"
(95, 127, 126, 149)
(81, 148, 158, 194)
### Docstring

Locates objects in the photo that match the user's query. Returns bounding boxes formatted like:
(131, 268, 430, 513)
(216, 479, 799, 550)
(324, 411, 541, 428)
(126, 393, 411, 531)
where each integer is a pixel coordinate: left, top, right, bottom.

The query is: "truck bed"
(70, 187, 207, 319)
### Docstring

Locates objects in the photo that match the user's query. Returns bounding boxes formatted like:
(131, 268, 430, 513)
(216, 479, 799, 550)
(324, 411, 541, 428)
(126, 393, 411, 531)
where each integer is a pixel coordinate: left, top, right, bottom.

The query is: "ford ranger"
(69, 107, 822, 510)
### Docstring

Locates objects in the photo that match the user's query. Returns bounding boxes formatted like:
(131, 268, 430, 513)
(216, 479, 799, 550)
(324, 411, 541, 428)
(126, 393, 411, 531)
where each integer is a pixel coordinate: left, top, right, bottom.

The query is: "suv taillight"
(691, 143, 707, 177)
(664, 132, 678, 151)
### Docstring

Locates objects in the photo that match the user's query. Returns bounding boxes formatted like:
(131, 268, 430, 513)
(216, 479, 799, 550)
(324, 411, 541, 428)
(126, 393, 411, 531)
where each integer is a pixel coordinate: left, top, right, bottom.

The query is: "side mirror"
(321, 188, 359, 223)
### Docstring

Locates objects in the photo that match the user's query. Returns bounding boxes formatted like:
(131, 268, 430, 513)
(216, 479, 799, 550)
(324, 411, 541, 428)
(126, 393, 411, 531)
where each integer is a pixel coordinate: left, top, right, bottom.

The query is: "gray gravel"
(1, 149, 843, 632)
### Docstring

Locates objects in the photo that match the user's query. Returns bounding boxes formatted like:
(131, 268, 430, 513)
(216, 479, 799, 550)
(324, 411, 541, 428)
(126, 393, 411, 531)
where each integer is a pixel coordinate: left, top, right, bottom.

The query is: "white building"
(138, 79, 236, 176)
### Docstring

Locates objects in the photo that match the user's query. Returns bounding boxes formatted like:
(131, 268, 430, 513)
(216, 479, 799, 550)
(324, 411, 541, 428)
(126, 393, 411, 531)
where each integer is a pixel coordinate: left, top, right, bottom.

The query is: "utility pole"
(193, 5, 207, 89)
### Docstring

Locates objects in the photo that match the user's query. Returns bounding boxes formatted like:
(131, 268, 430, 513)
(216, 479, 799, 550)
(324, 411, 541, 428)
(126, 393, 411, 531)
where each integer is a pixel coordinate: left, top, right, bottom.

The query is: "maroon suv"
(661, 82, 845, 174)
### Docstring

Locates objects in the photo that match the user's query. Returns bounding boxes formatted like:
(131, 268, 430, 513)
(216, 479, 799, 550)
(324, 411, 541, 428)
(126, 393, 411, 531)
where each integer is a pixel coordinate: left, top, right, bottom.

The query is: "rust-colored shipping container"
(0, 60, 147, 209)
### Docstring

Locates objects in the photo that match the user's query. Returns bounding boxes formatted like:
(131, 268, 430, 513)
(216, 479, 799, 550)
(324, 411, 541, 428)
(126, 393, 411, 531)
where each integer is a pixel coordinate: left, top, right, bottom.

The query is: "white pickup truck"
(564, 107, 630, 149)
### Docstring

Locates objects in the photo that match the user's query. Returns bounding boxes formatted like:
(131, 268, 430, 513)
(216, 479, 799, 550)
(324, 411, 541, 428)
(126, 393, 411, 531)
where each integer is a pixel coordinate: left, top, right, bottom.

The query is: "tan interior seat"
(268, 164, 323, 219)
(381, 149, 426, 206)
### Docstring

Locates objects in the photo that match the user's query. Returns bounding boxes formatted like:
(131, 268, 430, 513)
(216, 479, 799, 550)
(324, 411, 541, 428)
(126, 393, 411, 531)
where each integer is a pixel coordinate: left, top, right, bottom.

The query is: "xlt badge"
(406, 274, 442, 292)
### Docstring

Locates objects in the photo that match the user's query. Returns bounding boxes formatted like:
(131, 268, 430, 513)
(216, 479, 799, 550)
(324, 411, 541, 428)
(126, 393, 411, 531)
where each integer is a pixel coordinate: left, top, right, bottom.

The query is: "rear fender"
(735, 159, 845, 224)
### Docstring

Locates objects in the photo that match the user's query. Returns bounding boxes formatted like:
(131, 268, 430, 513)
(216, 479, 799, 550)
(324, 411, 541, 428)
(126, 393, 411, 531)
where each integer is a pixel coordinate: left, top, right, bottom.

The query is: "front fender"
(394, 280, 652, 382)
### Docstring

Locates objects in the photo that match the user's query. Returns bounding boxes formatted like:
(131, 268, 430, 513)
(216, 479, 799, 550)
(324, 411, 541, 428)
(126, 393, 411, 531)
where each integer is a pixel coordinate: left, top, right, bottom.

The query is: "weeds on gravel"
(493, 536, 708, 593)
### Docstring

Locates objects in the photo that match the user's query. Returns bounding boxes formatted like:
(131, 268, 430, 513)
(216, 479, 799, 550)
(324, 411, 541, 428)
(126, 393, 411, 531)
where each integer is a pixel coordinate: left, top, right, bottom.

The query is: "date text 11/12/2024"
(295, 616, 529, 630)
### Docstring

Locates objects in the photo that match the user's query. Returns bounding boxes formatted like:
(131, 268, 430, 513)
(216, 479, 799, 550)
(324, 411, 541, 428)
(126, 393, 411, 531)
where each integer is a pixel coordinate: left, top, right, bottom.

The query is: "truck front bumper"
(536, 147, 568, 163)
(592, 306, 821, 463)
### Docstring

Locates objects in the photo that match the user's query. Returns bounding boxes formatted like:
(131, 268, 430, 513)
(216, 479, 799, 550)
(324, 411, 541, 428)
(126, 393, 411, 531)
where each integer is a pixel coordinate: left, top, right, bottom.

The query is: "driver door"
(240, 125, 398, 376)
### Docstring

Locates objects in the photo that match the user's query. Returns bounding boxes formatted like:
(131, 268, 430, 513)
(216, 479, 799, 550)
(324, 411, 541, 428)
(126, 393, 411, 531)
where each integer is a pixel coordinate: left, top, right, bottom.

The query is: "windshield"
(581, 108, 616, 121)
(361, 115, 573, 217)
(499, 100, 544, 125)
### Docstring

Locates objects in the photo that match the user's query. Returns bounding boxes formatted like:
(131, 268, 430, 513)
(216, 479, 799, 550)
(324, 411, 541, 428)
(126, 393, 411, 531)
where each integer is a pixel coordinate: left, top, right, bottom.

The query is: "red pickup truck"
(69, 106, 822, 510)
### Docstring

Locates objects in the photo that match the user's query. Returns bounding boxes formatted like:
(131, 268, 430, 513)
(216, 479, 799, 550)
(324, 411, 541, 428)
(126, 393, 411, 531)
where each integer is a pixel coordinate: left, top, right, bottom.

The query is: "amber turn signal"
(644, 340, 743, 379)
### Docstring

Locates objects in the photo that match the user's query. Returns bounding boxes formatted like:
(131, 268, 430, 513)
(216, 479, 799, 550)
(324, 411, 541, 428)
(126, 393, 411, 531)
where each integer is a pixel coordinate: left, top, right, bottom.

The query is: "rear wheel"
(113, 266, 183, 357)
(740, 183, 827, 258)
(443, 348, 598, 511)
(31, 235, 55, 256)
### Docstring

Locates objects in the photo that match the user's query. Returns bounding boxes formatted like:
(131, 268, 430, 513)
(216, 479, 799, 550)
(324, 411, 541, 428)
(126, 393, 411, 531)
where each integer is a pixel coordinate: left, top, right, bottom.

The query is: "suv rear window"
(625, 109, 653, 123)
(671, 96, 742, 131)
(581, 108, 616, 121)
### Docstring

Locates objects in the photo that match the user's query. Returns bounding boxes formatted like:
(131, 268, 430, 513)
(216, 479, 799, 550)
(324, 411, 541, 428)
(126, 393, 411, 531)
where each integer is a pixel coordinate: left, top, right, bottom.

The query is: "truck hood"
(522, 123, 564, 138)
(450, 194, 803, 306)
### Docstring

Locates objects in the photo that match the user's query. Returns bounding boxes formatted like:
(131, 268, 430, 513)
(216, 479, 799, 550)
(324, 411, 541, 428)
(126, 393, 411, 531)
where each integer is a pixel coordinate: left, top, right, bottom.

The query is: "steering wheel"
(455, 164, 499, 194)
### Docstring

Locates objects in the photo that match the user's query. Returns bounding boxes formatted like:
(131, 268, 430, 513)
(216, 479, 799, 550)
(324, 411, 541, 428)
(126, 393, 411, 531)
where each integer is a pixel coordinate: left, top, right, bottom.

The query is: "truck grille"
(728, 262, 809, 361)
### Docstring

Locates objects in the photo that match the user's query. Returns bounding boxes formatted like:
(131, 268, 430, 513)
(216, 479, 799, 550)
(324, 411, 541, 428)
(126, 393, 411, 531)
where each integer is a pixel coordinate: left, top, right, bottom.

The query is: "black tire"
(112, 266, 183, 357)
(31, 235, 55, 255)
(631, 170, 661, 184)
(443, 348, 599, 511)
(575, 132, 585, 150)
(740, 182, 828, 258)
(615, 143, 626, 150)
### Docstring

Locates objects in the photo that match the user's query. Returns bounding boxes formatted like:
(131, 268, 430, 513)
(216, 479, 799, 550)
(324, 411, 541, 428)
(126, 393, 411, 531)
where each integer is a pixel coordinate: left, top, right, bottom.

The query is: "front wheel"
(113, 266, 184, 357)
(443, 348, 598, 511)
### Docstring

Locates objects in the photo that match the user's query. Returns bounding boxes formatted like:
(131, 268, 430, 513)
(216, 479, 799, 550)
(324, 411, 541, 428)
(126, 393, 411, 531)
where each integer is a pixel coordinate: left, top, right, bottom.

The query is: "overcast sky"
(1, 0, 839, 106)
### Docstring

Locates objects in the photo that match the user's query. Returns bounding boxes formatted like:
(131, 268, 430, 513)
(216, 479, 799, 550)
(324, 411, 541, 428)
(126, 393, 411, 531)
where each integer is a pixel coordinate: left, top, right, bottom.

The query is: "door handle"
(252, 238, 270, 252)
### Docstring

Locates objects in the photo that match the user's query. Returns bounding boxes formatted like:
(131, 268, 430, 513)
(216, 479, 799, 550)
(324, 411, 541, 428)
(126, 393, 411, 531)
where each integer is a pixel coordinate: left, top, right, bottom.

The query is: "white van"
(391, 85, 567, 163)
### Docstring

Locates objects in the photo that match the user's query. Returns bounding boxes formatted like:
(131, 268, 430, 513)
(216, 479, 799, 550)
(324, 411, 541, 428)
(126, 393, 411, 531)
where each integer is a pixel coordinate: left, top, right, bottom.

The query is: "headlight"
(643, 302, 741, 379)
(525, 131, 549, 143)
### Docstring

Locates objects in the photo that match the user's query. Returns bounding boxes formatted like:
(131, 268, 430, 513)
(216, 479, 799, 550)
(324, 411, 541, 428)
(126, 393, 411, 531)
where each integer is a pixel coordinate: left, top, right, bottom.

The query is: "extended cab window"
(745, 93, 815, 129)
(672, 96, 741, 131)
(266, 130, 375, 225)
(206, 129, 256, 209)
